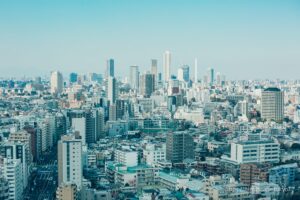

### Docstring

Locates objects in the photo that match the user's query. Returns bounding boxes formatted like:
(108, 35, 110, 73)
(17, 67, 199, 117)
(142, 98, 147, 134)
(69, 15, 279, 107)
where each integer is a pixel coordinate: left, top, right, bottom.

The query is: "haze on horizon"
(0, 0, 299, 80)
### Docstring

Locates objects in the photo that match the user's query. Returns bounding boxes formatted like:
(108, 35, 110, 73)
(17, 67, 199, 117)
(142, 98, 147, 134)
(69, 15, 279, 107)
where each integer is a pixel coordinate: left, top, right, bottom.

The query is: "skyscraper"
(151, 59, 158, 79)
(177, 65, 190, 82)
(69, 73, 78, 83)
(166, 131, 194, 163)
(207, 67, 215, 86)
(51, 71, 63, 94)
(129, 66, 139, 91)
(261, 87, 284, 122)
(139, 72, 155, 98)
(194, 58, 198, 83)
(107, 76, 117, 104)
(163, 51, 171, 82)
(58, 134, 82, 190)
(106, 59, 114, 78)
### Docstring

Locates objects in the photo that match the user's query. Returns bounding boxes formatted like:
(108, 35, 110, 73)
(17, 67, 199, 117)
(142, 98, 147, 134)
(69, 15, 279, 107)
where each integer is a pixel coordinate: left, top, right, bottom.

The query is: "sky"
(0, 0, 299, 80)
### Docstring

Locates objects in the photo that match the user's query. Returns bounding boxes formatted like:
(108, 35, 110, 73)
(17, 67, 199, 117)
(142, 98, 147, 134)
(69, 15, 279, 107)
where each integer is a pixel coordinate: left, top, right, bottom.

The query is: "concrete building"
(178, 65, 190, 82)
(166, 131, 194, 163)
(230, 140, 280, 164)
(139, 72, 155, 98)
(114, 149, 138, 167)
(240, 163, 270, 186)
(268, 163, 298, 186)
(58, 134, 82, 189)
(143, 143, 166, 166)
(2, 158, 23, 200)
(261, 87, 284, 122)
(56, 183, 78, 200)
(129, 65, 139, 91)
(50, 70, 64, 94)
(107, 76, 118, 104)
(106, 58, 114, 78)
(163, 51, 171, 82)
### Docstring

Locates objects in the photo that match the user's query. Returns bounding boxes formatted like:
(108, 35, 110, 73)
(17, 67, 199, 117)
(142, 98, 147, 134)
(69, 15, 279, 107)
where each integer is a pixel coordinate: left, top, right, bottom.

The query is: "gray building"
(166, 131, 194, 163)
(261, 87, 284, 122)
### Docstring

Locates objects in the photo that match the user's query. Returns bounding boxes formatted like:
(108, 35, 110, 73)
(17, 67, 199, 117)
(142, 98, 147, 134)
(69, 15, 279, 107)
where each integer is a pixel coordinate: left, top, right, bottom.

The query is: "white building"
(163, 51, 171, 82)
(115, 149, 138, 167)
(58, 134, 82, 189)
(3, 158, 24, 200)
(230, 140, 280, 164)
(50, 70, 64, 94)
(143, 143, 166, 166)
(129, 65, 139, 91)
(72, 117, 86, 145)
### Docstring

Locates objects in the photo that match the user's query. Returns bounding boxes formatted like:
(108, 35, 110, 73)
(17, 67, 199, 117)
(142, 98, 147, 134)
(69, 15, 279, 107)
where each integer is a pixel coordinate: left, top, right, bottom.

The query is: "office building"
(163, 51, 171, 82)
(106, 58, 114, 78)
(166, 131, 194, 163)
(58, 134, 82, 189)
(261, 87, 284, 122)
(207, 68, 214, 86)
(151, 59, 158, 82)
(177, 65, 190, 82)
(2, 158, 23, 200)
(230, 140, 280, 164)
(129, 65, 139, 90)
(139, 72, 155, 98)
(51, 70, 64, 94)
(107, 76, 117, 104)
(69, 73, 78, 83)
(0, 142, 30, 189)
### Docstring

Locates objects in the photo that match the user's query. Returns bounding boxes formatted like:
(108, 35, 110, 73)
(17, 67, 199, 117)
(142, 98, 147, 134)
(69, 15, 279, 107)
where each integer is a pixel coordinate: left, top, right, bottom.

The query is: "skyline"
(0, 0, 300, 79)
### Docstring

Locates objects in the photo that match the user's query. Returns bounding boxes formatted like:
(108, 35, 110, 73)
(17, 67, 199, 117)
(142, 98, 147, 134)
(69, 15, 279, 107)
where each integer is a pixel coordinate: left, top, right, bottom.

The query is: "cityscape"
(1, 1, 300, 200)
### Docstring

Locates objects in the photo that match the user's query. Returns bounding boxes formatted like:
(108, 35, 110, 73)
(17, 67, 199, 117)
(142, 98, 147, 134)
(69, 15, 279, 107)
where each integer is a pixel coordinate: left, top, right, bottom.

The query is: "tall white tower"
(194, 58, 198, 83)
(129, 66, 139, 91)
(163, 51, 171, 82)
(58, 134, 82, 189)
(50, 71, 63, 94)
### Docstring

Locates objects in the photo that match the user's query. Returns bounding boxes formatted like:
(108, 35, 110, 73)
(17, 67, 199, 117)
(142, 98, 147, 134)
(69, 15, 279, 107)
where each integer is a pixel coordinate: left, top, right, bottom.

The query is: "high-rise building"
(2, 158, 23, 200)
(177, 65, 190, 82)
(106, 59, 114, 78)
(129, 66, 139, 90)
(166, 131, 194, 163)
(58, 134, 82, 190)
(261, 87, 284, 122)
(107, 76, 117, 104)
(207, 68, 214, 86)
(194, 58, 198, 83)
(71, 112, 86, 145)
(163, 51, 171, 82)
(69, 73, 78, 84)
(151, 59, 158, 80)
(0, 142, 30, 189)
(139, 72, 155, 98)
(51, 71, 64, 94)
(109, 104, 117, 121)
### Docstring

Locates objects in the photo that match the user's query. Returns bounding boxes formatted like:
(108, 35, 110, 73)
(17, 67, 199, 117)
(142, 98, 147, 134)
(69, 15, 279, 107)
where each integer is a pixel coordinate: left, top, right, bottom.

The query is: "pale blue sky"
(0, 0, 299, 79)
